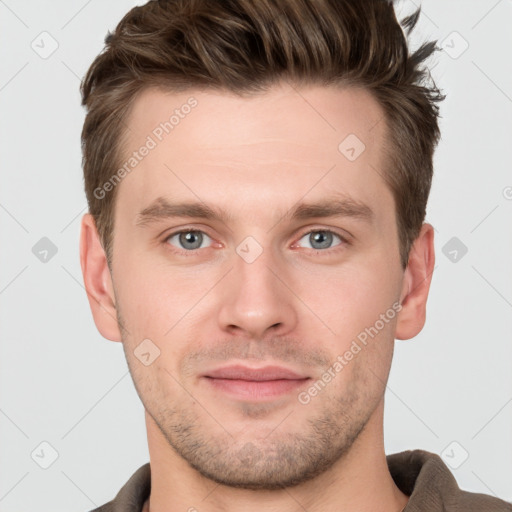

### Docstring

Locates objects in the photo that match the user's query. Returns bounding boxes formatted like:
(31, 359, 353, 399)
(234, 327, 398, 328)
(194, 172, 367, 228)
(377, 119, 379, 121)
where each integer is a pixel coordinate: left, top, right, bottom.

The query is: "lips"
(202, 365, 310, 400)
(204, 365, 307, 381)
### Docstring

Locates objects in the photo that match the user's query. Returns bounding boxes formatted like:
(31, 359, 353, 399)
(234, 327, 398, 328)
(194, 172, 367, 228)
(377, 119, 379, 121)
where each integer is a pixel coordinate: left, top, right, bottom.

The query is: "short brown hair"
(81, 0, 445, 268)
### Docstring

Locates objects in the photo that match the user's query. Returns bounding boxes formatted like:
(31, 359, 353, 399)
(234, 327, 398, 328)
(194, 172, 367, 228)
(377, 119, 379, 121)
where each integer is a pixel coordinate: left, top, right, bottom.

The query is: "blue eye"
(297, 230, 344, 250)
(166, 230, 212, 250)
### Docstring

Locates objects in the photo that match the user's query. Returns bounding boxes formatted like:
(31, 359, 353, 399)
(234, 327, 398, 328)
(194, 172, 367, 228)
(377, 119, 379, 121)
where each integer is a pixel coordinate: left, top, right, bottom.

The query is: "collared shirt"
(89, 449, 512, 511)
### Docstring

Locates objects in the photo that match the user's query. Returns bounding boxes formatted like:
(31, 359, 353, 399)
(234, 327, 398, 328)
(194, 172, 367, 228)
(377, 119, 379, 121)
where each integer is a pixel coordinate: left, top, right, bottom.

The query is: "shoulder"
(457, 488, 512, 511)
(387, 449, 512, 511)
(87, 463, 151, 512)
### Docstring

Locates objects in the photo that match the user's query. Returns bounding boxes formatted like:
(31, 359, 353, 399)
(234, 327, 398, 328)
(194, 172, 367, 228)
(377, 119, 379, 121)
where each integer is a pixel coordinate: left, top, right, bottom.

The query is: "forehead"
(116, 82, 392, 224)
(126, 82, 385, 151)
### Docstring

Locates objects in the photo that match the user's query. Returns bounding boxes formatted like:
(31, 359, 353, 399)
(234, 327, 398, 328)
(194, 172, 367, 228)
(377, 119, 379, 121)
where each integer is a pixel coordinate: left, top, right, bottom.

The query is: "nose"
(217, 244, 299, 341)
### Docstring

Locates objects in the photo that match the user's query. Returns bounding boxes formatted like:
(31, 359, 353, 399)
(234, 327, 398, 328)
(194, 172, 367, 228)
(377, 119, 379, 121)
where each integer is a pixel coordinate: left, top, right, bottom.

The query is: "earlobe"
(79, 213, 122, 342)
(395, 223, 435, 340)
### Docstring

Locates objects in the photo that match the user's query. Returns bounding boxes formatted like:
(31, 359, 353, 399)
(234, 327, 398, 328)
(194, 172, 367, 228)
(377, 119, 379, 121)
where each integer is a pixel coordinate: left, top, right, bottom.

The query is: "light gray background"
(1, 0, 511, 510)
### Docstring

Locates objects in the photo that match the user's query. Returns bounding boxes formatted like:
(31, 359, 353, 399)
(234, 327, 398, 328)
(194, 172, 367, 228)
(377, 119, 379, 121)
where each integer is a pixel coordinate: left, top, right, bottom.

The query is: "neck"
(143, 401, 409, 512)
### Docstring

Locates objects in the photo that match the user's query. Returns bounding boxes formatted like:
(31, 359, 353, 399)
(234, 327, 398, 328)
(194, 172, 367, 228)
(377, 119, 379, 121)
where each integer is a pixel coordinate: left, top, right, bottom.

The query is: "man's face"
(107, 83, 406, 489)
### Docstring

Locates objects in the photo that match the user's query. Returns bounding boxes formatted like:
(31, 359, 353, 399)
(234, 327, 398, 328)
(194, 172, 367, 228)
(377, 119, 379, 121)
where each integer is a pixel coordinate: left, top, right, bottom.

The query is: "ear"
(395, 223, 435, 340)
(79, 213, 122, 342)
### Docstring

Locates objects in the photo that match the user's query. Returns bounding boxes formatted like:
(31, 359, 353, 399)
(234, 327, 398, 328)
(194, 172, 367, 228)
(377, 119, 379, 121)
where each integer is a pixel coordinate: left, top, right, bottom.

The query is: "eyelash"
(163, 227, 350, 256)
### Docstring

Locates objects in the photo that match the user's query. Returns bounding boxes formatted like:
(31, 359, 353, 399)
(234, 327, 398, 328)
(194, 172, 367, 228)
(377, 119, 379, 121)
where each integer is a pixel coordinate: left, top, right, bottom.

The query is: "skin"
(80, 82, 435, 512)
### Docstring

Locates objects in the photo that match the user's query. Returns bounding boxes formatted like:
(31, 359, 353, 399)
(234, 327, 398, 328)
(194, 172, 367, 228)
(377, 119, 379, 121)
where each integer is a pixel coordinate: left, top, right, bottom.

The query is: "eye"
(166, 230, 213, 251)
(296, 230, 345, 250)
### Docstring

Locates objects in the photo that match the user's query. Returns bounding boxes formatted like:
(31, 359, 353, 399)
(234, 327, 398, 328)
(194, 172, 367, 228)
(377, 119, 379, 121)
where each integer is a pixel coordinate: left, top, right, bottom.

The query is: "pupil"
(311, 231, 332, 249)
(180, 231, 202, 249)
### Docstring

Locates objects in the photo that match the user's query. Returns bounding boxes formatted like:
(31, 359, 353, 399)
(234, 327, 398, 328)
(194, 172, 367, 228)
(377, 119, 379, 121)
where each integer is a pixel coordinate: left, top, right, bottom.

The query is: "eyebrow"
(135, 195, 374, 227)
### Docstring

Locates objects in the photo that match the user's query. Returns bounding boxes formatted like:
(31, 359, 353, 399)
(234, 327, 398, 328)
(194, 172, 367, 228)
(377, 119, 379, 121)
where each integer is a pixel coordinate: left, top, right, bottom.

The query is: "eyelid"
(167, 230, 212, 245)
(163, 226, 219, 252)
(162, 225, 215, 241)
(292, 228, 350, 250)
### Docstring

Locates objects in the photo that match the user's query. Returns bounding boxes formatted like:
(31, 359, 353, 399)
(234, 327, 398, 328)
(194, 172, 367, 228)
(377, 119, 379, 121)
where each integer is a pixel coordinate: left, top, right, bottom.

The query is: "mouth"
(202, 365, 311, 400)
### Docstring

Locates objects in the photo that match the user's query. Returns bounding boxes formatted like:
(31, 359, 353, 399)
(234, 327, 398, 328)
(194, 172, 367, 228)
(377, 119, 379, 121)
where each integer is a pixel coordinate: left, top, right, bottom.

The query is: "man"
(79, 0, 511, 510)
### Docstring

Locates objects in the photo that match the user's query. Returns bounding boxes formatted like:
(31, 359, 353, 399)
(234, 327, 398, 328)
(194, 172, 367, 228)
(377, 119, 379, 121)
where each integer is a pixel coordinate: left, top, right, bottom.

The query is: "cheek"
(291, 257, 400, 344)
(114, 254, 216, 334)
